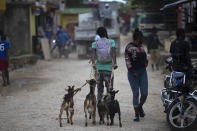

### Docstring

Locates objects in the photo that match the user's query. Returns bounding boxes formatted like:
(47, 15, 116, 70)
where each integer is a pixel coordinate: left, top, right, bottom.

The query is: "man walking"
(0, 35, 10, 86)
(147, 27, 163, 71)
(101, 4, 112, 28)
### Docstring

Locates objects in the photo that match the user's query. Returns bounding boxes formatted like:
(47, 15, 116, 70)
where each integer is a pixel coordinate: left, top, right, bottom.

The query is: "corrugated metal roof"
(7, 0, 58, 4)
(61, 8, 91, 14)
(160, 0, 194, 10)
(99, 0, 126, 4)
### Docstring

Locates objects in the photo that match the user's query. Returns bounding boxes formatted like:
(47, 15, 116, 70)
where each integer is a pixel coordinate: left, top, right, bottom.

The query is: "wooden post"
(177, 6, 182, 28)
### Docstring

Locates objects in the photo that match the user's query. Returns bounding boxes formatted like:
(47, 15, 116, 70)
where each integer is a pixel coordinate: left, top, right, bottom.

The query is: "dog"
(84, 79, 97, 127)
(58, 85, 81, 127)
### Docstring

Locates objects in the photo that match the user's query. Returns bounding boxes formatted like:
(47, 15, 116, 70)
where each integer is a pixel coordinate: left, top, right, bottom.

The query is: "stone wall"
(6, 0, 60, 5)
(9, 54, 38, 70)
(3, 4, 31, 55)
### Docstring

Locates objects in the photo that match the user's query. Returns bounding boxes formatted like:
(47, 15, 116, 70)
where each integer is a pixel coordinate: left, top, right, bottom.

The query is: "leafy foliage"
(65, 0, 84, 8)
(120, 0, 140, 13)
(132, 0, 163, 9)
(120, 0, 164, 12)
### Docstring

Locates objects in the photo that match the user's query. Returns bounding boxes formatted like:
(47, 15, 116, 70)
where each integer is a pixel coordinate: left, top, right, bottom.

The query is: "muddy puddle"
(0, 76, 51, 96)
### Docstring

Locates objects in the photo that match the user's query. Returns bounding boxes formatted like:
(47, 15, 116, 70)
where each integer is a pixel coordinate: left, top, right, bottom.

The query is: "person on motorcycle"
(165, 28, 197, 130)
(170, 28, 192, 86)
(52, 26, 70, 58)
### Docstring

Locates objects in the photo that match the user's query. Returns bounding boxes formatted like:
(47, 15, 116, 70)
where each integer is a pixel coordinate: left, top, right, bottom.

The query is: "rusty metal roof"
(161, 0, 195, 10)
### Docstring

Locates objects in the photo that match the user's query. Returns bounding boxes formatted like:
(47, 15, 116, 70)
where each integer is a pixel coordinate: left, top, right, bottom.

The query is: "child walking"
(0, 35, 10, 86)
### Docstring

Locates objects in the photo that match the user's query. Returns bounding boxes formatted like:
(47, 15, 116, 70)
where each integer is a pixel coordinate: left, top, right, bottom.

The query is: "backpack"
(96, 38, 112, 63)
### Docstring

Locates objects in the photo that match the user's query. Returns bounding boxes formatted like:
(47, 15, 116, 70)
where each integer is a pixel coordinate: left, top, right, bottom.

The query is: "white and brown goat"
(58, 85, 81, 127)
(84, 79, 97, 127)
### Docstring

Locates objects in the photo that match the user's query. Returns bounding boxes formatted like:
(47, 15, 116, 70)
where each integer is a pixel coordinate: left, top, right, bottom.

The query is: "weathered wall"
(6, 0, 60, 6)
(3, 4, 30, 55)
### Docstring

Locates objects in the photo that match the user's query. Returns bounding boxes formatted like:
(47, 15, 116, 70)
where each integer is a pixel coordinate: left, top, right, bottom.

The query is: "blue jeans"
(97, 70, 113, 101)
(128, 68, 148, 108)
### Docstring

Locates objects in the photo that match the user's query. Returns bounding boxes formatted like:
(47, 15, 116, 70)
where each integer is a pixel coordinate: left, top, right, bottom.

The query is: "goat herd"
(58, 79, 122, 128)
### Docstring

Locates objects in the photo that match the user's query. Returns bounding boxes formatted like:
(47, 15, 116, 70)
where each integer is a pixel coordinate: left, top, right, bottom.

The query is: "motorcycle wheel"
(167, 98, 197, 131)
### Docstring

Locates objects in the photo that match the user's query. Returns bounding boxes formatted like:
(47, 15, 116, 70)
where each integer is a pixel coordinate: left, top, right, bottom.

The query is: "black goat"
(97, 98, 108, 125)
(104, 90, 122, 127)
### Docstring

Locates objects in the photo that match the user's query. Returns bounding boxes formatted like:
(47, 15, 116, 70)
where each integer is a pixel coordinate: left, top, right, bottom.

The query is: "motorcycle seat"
(171, 72, 185, 79)
(171, 72, 185, 87)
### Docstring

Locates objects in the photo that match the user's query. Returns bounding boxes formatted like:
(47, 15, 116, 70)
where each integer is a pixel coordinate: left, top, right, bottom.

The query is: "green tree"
(65, 0, 84, 8)
(121, 0, 164, 11)
(132, 0, 164, 9)
(120, 0, 140, 13)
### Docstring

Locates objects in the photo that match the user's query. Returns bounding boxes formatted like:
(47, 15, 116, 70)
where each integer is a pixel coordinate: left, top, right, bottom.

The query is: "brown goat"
(84, 79, 97, 127)
(58, 85, 81, 127)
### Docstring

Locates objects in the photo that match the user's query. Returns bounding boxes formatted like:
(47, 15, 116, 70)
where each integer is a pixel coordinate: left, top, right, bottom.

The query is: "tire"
(167, 98, 197, 131)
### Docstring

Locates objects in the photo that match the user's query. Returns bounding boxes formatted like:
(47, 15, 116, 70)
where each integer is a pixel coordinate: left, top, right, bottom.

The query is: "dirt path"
(0, 51, 171, 131)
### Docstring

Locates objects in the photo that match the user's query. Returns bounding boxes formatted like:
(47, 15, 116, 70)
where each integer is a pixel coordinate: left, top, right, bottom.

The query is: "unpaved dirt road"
(0, 52, 170, 131)
(0, 33, 171, 131)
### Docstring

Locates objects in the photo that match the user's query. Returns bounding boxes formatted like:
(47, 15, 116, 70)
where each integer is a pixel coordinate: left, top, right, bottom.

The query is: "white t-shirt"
(94, 35, 101, 41)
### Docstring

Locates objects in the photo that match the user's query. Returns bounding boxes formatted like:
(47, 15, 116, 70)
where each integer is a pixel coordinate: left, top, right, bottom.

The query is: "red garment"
(0, 58, 8, 71)
(121, 13, 130, 24)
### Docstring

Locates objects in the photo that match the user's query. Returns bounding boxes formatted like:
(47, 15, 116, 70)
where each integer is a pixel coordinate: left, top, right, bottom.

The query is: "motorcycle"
(51, 39, 72, 58)
(120, 23, 130, 36)
(161, 57, 197, 130)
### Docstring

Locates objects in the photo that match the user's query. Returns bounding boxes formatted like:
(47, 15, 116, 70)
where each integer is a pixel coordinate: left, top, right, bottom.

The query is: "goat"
(84, 79, 97, 127)
(58, 85, 81, 127)
(97, 97, 108, 125)
(104, 89, 122, 127)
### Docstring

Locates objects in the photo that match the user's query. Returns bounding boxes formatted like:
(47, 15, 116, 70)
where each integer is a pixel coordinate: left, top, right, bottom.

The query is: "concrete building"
(161, 0, 197, 52)
(0, 0, 60, 56)
(58, 8, 91, 41)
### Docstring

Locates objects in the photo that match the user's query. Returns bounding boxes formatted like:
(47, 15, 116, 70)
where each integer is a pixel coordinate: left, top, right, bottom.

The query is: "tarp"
(161, 0, 194, 10)
(0, 0, 6, 12)
(99, 0, 126, 4)
(40, 38, 51, 60)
